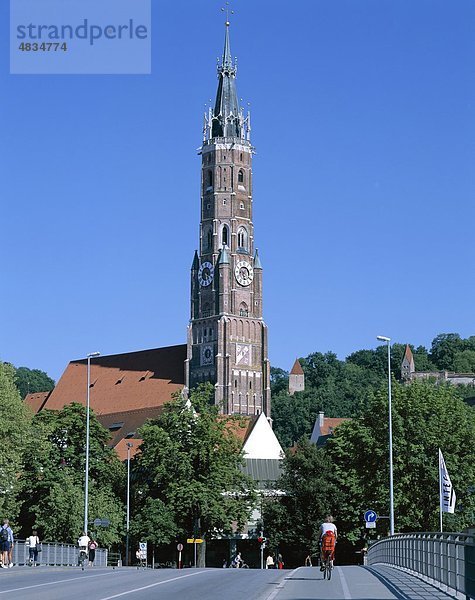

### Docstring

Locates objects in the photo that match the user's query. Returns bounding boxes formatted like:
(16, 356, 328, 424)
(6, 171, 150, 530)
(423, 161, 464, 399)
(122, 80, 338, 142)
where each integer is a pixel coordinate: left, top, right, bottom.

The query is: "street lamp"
(377, 335, 394, 536)
(125, 442, 133, 566)
(84, 351, 100, 534)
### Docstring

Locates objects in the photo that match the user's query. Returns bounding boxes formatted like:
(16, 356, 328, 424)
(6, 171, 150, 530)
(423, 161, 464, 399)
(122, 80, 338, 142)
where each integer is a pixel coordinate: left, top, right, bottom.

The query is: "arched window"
(237, 226, 248, 250)
(222, 225, 229, 246)
(207, 171, 213, 187)
(239, 302, 248, 317)
(238, 169, 244, 183)
(240, 202, 245, 210)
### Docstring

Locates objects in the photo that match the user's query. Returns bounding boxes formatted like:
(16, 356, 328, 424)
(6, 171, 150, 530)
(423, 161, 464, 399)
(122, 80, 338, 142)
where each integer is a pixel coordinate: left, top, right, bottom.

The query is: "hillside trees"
(14, 366, 55, 399)
(131, 384, 256, 566)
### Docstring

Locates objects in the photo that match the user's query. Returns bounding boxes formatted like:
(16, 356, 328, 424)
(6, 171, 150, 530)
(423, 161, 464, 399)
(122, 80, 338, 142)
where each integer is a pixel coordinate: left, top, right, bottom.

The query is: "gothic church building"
(185, 21, 271, 417)
(26, 20, 272, 453)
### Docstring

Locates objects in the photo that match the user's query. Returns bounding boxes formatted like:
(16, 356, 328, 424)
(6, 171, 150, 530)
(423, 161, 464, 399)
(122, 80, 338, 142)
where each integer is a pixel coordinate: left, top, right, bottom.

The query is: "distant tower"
(401, 344, 415, 381)
(185, 18, 271, 417)
(289, 359, 305, 395)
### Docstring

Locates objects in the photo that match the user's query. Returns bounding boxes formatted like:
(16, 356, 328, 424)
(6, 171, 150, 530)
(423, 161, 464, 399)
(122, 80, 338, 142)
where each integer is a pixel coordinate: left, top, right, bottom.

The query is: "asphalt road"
(0, 565, 456, 600)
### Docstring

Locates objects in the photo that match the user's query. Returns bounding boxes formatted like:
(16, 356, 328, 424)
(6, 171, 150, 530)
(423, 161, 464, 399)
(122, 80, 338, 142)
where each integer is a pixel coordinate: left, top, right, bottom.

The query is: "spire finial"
(221, 2, 234, 26)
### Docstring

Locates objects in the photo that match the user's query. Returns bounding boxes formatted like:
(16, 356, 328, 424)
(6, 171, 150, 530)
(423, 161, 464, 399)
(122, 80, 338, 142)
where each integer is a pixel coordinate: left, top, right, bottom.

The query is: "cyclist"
(77, 531, 90, 569)
(318, 515, 337, 571)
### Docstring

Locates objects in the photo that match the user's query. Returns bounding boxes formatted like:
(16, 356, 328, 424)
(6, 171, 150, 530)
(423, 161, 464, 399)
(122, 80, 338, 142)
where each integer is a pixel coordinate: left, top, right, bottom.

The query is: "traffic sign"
(365, 522, 376, 528)
(93, 518, 110, 527)
(364, 510, 378, 523)
(186, 538, 203, 544)
(177, 543, 184, 551)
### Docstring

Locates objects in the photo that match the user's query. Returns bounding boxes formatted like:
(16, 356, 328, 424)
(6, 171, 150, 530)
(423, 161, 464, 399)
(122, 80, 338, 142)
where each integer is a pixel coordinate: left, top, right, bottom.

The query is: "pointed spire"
(211, 21, 243, 139)
(222, 20, 233, 68)
(191, 250, 199, 270)
(253, 248, 262, 270)
(218, 245, 230, 265)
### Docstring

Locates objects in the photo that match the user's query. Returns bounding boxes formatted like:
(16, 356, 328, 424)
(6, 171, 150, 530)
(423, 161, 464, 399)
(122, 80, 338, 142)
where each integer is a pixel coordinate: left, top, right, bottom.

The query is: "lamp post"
(84, 351, 100, 534)
(125, 442, 133, 566)
(377, 335, 394, 536)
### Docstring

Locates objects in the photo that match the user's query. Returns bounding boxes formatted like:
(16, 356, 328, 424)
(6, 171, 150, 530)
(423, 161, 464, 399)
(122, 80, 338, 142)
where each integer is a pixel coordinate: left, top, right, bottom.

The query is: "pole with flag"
(439, 449, 456, 532)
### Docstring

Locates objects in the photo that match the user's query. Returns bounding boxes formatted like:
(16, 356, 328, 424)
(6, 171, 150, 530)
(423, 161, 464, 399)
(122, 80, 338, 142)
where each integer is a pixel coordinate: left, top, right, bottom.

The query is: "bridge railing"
(367, 531, 475, 600)
(11, 540, 108, 567)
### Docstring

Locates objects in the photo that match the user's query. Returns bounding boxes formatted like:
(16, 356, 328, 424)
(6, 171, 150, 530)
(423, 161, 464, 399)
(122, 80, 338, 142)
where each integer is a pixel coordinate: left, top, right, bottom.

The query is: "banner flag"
(439, 449, 456, 514)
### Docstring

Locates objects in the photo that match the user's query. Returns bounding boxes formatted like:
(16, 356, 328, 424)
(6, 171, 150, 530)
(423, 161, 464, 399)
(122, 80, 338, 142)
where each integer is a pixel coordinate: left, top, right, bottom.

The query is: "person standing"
(0, 520, 14, 568)
(277, 553, 284, 569)
(304, 553, 312, 567)
(88, 538, 98, 567)
(27, 530, 40, 566)
(265, 553, 275, 569)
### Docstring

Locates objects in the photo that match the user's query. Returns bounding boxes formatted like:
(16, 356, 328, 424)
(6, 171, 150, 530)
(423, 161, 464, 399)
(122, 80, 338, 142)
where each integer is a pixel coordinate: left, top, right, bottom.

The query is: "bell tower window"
(238, 170, 244, 183)
(222, 225, 229, 246)
(207, 171, 213, 188)
(237, 226, 248, 251)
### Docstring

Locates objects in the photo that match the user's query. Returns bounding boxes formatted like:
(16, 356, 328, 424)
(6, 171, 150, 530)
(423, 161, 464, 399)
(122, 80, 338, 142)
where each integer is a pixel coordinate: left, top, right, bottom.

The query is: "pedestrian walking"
(265, 553, 275, 569)
(26, 530, 41, 566)
(277, 553, 284, 569)
(0, 520, 14, 568)
(304, 553, 312, 567)
(88, 538, 98, 567)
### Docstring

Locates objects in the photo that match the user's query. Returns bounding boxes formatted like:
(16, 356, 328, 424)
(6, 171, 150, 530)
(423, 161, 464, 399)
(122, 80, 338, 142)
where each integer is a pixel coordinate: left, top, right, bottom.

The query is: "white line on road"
(337, 567, 352, 599)
(0, 571, 118, 595)
(98, 570, 209, 599)
(263, 567, 301, 600)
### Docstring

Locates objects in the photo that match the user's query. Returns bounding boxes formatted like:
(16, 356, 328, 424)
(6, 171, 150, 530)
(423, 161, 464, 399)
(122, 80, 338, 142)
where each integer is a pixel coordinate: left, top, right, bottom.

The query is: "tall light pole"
(377, 335, 394, 536)
(125, 442, 133, 566)
(84, 351, 100, 534)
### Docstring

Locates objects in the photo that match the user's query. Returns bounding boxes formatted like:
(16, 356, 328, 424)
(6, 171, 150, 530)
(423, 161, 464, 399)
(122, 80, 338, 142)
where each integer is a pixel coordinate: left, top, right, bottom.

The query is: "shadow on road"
(365, 566, 455, 599)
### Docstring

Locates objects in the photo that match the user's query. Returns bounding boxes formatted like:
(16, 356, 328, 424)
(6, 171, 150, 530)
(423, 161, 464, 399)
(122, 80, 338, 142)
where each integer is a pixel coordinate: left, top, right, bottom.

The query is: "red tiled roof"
(221, 415, 257, 446)
(113, 437, 143, 462)
(404, 344, 414, 361)
(24, 391, 51, 413)
(320, 417, 349, 436)
(290, 359, 304, 375)
(97, 406, 163, 448)
(42, 345, 186, 415)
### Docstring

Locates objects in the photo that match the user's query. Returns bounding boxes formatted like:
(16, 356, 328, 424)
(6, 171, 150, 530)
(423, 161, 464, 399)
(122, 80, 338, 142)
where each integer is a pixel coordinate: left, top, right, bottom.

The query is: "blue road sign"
(364, 510, 378, 523)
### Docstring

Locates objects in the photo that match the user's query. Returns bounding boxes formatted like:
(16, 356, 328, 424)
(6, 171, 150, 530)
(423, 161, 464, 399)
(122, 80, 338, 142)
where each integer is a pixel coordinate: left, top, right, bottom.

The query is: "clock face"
(234, 260, 254, 286)
(201, 344, 214, 366)
(236, 343, 251, 365)
(198, 261, 214, 287)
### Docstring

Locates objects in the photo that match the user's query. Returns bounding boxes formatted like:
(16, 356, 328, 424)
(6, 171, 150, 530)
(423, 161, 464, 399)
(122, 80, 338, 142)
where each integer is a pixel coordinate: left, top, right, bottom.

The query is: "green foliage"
(326, 381, 475, 540)
(131, 384, 256, 562)
(0, 363, 32, 522)
(14, 366, 55, 399)
(270, 367, 289, 395)
(18, 403, 125, 545)
(272, 352, 385, 448)
(430, 333, 475, 371)
(263, 439, 341, 553)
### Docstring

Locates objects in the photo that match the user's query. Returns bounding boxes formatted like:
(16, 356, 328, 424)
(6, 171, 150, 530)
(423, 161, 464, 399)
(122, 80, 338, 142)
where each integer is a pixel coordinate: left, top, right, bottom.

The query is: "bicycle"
(321, 552, 333, 580)
(78, 549, 88, 571)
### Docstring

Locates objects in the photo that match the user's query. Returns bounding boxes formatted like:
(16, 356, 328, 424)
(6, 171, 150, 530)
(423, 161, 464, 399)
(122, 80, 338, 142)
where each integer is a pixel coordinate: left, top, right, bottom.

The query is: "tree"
(131, 384, 256, 565)
(0, 363, 31, 522)
(326, 381, 475, 541)
(270, 367, 289, 395)
(18, 403, 125, 545)
(430, 333, 466, 370)
(263, 439, 341, 554)
(14, 366, 55, 399)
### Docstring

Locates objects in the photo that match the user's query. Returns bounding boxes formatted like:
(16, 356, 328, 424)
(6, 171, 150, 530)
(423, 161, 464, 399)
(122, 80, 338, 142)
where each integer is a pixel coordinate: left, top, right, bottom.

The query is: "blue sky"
(1, 0, 474, 382)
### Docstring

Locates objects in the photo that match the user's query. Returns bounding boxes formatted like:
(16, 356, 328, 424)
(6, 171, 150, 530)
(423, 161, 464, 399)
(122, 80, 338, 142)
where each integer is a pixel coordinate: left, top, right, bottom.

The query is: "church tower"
(185, 19, 271, 417)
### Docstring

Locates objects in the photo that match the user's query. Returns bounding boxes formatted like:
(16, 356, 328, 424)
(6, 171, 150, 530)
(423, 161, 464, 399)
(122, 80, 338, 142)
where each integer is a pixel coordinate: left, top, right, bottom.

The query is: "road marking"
(0, 571, 118, 594)
(98, 570, 208, 599)
(264, 567, 301, 600)
(338, 567, 352, 599)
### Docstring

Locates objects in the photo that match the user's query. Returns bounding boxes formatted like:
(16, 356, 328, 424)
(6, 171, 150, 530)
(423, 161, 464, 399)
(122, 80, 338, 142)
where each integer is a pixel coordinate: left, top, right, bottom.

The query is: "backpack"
(321, 531, 336, 553)
(0, 527, 8, 542)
